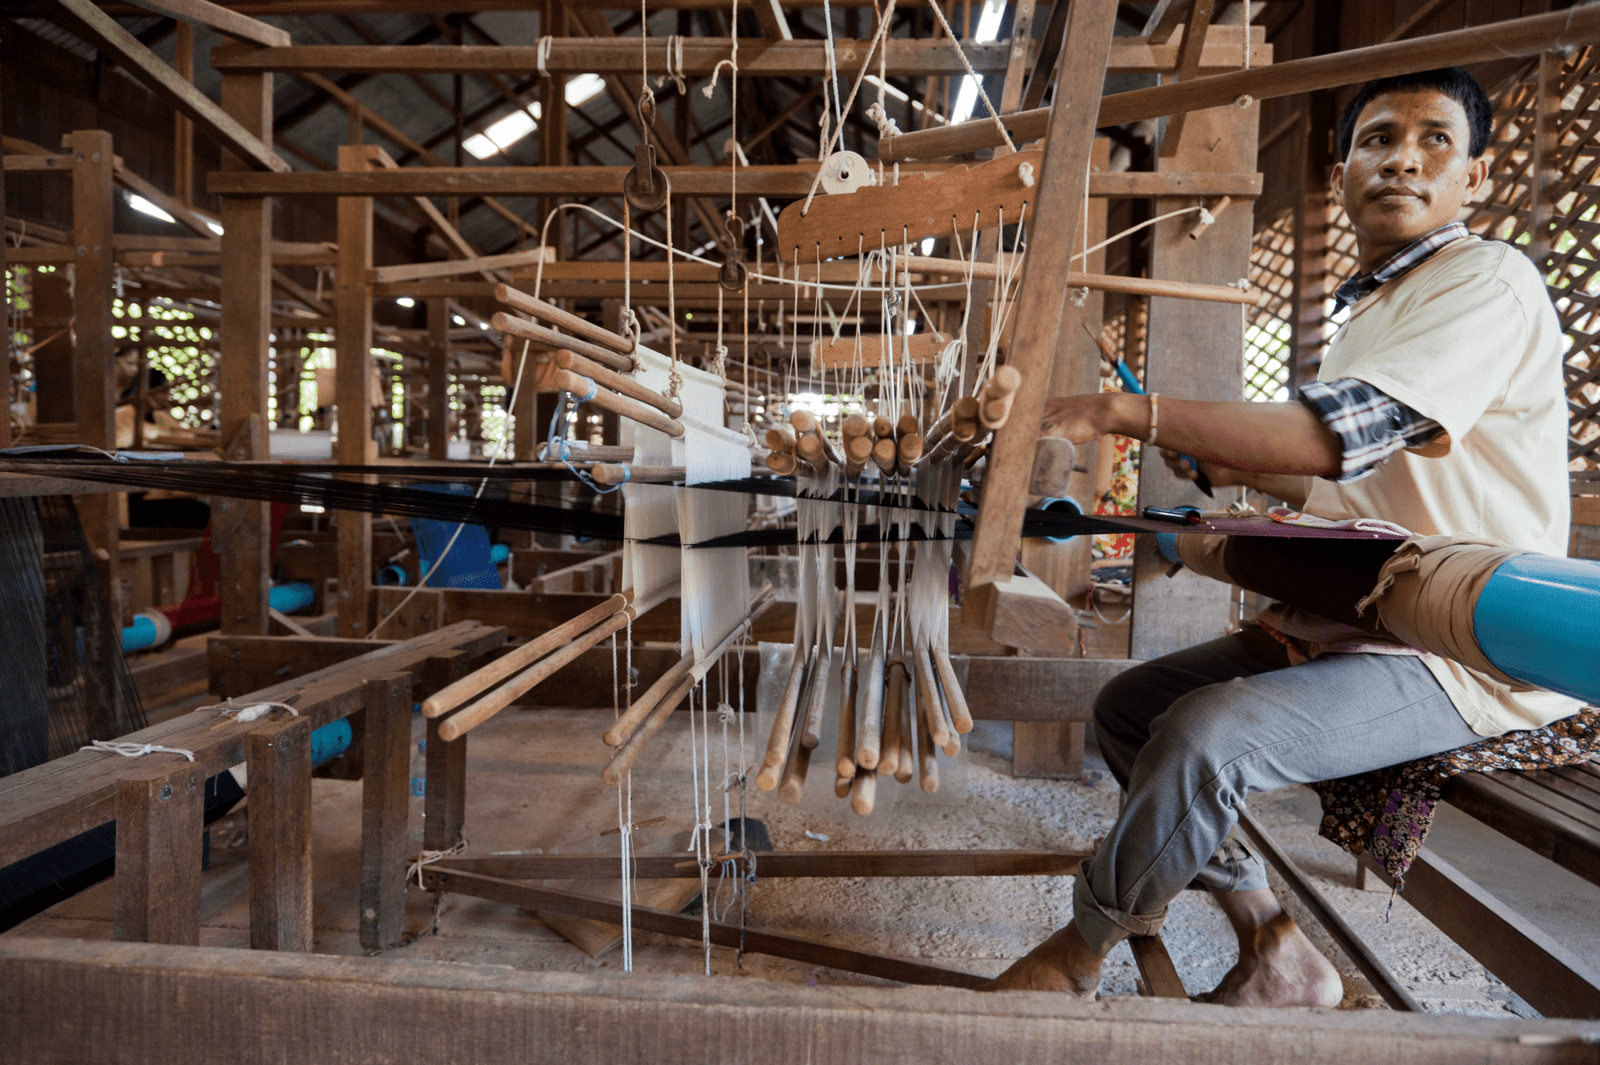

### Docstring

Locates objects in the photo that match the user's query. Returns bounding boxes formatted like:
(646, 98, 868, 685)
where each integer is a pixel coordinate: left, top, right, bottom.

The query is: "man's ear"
(1329, 162, 1346, 208)
(1462, 155, 1489, 203)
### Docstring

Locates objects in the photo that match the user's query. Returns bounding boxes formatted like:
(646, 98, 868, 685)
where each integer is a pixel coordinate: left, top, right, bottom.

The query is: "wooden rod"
(916, 690, 939, 794)
(554, 368, 685, 439)
(422, 594, 625, 717)
(951, 397, 981, 442)
(836, 659, 859, 779)
(913, 648, 951, 750)
(439, 610, 632, 741)
(765, 424, 797, 454)
(856, 627, 886, 770)
(872, 436, 898, 476)
(878, 659, 905, 777)
(760, 648, 809, 774)
(778, 732, 813, 805)
(849, 766, 877, 815)
(496, 282, 635, 355)
(591, 463, 683, 485)
(896, 256, 1260, 304)
(600, 671, 695, 786)
(894, 666, 915, 785)
(834, 773, 853, 799)
(490, 310, 635, 373)
(979, 366, 1022, 430)
(799, 648, 834, 750)
(558, 349, 683, 419)
(931, 647, 974, 735)
(791, 409, 840, 468)
(603, 650, 694, 746)
(922, 646, 961, 757)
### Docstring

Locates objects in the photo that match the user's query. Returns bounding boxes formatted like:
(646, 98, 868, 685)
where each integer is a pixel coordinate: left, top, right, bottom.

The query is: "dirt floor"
(7, 645, 1536, 1018)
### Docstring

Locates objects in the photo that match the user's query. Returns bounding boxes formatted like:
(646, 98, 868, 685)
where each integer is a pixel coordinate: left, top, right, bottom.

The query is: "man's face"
(1331, 89, 1489, 271)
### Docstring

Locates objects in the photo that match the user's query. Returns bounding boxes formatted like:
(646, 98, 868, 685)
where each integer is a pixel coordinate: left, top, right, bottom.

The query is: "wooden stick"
(896, 430, 923, 478)
(856, 628, 886, 770)
(872, 436, 898, 476)
(979, 366, 1022, 430)
(438, 610, 632, 742)
(842, 413, 873, 475)
(778, 733, 813, 805)
(591, 463, 683, 485)
(422, 594, 625, 718)
(932, 647, 974, 736)
(836, 659, 859, 779)
(895, 667, 915, 785)
(554, 368, 684, 439)
(913, 648, 951, 750)
(916, 692, 939, 794)
(496, 282, 635, 356)
(599, 671, 695, 786)
(951, 397, 981, 442)
(873, 415, 894, 439)
(603, 649, 693, 746)
(765, 424, 797, 454)
(557, 349, 683, 420)
(849, 766, 877, 815)
(878, 659, 905, 777)
(761, 648, 809, 771)
(799, 648, 834, 750)
(490, 310, 634, 373)
(791, 409, 840, 467)
(834, 773, 853, 799)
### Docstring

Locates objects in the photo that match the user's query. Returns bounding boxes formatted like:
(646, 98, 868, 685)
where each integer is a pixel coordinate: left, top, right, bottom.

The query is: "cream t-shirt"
(1302, 234, 1579, 736)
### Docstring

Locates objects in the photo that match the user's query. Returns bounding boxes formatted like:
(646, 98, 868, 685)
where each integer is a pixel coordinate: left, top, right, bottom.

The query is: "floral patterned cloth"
(1308, 708, 1600, 888)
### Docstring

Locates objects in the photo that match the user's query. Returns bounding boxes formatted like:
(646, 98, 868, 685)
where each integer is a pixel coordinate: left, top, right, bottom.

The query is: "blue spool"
(1473, 553, 1600, 705)
(310, 719, 354, 767)
(269, 583, 316, 614)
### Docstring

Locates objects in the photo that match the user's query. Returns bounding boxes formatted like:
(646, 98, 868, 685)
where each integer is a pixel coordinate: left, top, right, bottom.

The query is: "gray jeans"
(1073, 625, 1481, 955)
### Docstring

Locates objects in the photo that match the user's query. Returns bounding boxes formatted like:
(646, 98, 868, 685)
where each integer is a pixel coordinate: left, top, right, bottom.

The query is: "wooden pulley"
(624, 93, 669, 213)
(719, 215, 748, 292)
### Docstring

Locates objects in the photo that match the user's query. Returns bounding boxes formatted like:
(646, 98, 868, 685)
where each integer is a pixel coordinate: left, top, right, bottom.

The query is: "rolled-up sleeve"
(1298, 377, 1446, 482)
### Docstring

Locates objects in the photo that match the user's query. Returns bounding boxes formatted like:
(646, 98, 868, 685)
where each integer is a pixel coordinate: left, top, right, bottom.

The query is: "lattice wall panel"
(1245, 208, 1297, 401)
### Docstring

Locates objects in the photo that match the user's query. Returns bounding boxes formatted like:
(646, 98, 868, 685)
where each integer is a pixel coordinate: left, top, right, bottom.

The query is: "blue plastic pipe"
(120, 614, 163, 652)
(268, 582, 316, 614)
(490, 543, 510, 565)
(1039, 497, 1084, 543)
(310, 719, 353, 767)
(1473, 553, 1600, 705)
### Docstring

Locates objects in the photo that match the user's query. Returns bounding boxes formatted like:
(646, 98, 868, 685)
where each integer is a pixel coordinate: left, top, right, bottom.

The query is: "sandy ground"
(8, 654, 1532, 1019)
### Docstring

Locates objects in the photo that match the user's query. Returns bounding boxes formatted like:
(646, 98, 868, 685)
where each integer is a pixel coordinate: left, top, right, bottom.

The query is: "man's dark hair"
(1337, 66, 1494, 161)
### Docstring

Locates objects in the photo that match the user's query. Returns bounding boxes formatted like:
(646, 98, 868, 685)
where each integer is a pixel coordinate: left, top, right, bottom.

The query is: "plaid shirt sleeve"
(1298, 377, 1446, 482)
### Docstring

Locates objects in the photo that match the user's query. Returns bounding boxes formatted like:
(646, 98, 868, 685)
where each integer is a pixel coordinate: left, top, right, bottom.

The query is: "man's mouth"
(1371, 187, 1424, 204)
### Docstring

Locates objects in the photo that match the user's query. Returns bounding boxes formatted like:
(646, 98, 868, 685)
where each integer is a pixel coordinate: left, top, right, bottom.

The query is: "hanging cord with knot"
(81, 740, 195, 761)
(536, 36, 553, 78)
(407, 837, 469, 887)
(661, 35, 688, 95)
(799, 0, 898, 218)
(925, 0, 1018, 154)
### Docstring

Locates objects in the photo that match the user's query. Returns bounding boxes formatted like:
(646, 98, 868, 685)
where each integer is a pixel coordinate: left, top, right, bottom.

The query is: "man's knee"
(1093, 665, 1154, 740)
(1143, 682, 1258, 780)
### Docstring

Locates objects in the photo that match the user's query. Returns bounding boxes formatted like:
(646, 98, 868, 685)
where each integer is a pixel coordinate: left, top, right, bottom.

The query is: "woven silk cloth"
(1309, 707, 1600, 888)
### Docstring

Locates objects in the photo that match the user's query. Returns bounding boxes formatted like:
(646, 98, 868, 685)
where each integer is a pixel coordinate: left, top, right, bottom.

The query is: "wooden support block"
(113, 761, 204, 945)
(359, 673, 413, 950)
(1012, 721, 1086, 779)
(246, 714, 313, 952)
(961, 570, 1077, 654)
(423, 716, 466, 852)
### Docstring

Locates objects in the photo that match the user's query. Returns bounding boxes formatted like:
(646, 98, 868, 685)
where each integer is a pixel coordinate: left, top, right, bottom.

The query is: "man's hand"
(1159, 447, 1246, 489)
(1041, 393, 1147, 445)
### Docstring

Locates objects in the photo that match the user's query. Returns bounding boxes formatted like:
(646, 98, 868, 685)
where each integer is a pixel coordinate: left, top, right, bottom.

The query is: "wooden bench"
(0, 620, 505, 952)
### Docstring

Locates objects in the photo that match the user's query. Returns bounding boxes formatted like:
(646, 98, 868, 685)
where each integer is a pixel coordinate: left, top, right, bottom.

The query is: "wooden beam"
(209, 165, 1263, 198)
(45, 0, 289, 172)
(1156, 0, 1216, 158)
(117, 0, 291, 46)
(962, 0, 1119, 622)
(435, 849, 1092, 880)
(750, 0, 793, 39)
(370, 248, 553, 285)
(212, 38, 1019, 76)
(1141, 0, 1194, 43)
(336, 144, 378, 639)
(112, 160, 221, 239)
(217, 70, 274, 637)
(247, 714, 314, 951)
(427, 298, 450, 461)
(885, 8, 1600, 161)
(7, 938, 1600, 1063)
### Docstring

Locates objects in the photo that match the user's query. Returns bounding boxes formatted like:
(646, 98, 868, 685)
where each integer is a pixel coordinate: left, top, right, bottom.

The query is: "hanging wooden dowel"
(495, 282, 635, 355)
(896, 414, 924, 477)
(951, 397, 981, 441)
(979, 366, 1022, 429)
(600, 671, 696, 786)
(791, 409, 840, 468)
(557, 350, 683, 420)
(491, 311, 634, 373)
(856, 629, 886, 770)
(760, 648, 810, 779)
(591, 463, 682, 485)
(895, 667, 915, 785)
(799, 648, 834, 750)
(916, 696, 940, 794)
(878, 659, 905, 777)
(836, 658, 859, 779)
(439, 610, 633, 742)
(778, 735, 813, 805)
(765, 424, 797, 454)
(834, 773, 853, 799)
(873, 415, 894, 439)
(849, 766, 877, 815)
(873, 436, 898, 476)
(963, 443, 988, 469)
(555, 368, 685, 439)
(930, 648, 973, 735)
(894, 255, 1262, 305)
(842, 413, 873, 476)
(423, 594, 626, 718)
(913, 650, 951, 751)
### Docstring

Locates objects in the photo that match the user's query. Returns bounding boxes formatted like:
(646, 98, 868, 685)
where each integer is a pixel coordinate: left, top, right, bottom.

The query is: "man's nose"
(1380, 139, 1423, 174)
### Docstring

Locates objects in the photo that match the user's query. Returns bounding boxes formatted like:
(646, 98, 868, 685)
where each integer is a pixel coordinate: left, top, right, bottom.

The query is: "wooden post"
(427, 298, 450, 461)
(174, 21, 195, 206)
(1530, 51, 1562, 265)
(423, 651, 470, 851)
(360, 672, 413, 950)
(961, 0, 1119, 637)
(69, 130, 122, 623)
(336, 145, 379, 638)
(218, 71, 274, 636)
(247, 714, 313, 952)
(1129, 60, 1260, 661)
(0, 83, 8, 452)
(113, 761, 203, 945)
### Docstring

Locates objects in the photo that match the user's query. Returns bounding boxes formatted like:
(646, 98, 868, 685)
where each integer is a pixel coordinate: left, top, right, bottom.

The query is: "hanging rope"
(799, 0, 899, 217)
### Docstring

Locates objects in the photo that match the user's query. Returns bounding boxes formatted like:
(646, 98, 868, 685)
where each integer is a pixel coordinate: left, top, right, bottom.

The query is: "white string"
(536, 36, 552, 78)
(799, 0, 898, 217)
(206, 700, 300, 723)
(80, 740, 195, 762)
(1243, 0, 1252, 70)
(1073, 205, 1209, 263)
(406, 837, 468, 886)
(924, 0, 1017, 154)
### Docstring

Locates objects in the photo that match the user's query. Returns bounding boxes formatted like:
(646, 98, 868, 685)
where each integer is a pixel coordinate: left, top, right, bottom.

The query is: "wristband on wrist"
(1146, 392, 1161, 446)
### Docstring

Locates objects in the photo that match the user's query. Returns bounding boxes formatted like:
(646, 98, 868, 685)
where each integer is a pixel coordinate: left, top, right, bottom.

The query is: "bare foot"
(1199, 911, 1343, 1008)
(984, 923, 1104, 998)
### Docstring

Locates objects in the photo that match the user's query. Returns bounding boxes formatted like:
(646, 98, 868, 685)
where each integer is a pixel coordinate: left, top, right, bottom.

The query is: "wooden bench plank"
(1519, 769, 1600, 820)
(1444, 773, 1600, 890)
(0, 621, 505, 867)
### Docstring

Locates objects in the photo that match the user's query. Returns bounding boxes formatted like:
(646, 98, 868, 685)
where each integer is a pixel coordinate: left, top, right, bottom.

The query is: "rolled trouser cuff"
(1072, 859, 1166, 956)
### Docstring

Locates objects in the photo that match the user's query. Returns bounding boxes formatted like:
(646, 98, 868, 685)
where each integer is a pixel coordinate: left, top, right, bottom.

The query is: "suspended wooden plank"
(810, 331, 953, 370)
(776, 152, 1042, 265)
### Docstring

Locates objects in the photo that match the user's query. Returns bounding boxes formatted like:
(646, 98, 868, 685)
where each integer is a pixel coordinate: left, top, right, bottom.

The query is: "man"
(995, 67, 1578, 1005)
